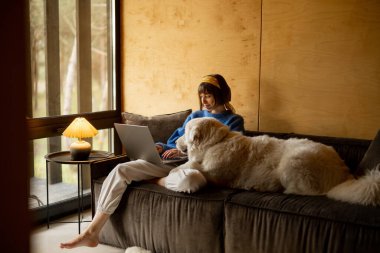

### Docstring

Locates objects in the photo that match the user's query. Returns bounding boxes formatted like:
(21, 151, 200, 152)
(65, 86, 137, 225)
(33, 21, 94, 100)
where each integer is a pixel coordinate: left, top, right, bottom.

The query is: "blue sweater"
(157, 110, 245, 152)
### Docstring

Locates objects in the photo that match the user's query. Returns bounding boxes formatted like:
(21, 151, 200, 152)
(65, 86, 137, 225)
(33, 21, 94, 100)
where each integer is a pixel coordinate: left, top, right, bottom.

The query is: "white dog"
(170, 117, 380, 206)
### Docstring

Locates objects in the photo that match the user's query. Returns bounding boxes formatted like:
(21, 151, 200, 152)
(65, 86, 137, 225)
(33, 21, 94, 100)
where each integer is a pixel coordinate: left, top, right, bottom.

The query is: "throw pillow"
(121, 109, 192, 143)
(356, 129, 380, 175)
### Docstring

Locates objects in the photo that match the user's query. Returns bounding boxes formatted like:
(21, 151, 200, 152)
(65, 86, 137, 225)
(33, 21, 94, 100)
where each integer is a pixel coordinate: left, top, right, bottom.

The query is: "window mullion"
(45, 0, 61, 117)
(44, 0, 62, 184)
(76, 0, 92, 114)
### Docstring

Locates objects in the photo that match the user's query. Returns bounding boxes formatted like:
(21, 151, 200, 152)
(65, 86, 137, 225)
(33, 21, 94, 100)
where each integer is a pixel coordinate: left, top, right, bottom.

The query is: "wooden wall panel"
(121, 0, 380, 139)
(260, 0, 380, 139)
(121, 0, 261, 130)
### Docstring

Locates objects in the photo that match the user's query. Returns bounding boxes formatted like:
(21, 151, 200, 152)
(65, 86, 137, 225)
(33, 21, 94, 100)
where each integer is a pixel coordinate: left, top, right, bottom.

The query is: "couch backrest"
(121, 109, 192, 143)
(245, 130, 371, 174)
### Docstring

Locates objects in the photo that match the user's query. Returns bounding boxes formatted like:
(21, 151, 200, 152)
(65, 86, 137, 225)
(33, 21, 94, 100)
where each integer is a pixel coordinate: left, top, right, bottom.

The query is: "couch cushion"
(94, 179, 238, 252)
(121, 109, 192, 143)
(357, 129, 380, 175)
(224, 191, 380, 253)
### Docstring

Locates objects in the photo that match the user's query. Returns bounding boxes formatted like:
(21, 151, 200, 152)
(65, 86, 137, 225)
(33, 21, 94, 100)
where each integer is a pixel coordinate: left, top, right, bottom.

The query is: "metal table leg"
(80, 164, 84, 229)
(77, 164, 81, 234)
(46, 160, 50, 229)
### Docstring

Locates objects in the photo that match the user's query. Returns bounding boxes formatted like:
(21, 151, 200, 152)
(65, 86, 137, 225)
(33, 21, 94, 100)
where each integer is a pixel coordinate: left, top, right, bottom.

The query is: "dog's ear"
(176, 136, 187, 152)
(188, 126, 202, 146)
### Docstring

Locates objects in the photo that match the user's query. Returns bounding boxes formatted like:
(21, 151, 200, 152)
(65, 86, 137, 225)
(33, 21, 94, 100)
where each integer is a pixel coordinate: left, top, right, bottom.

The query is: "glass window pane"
(28, 0, 116, 118)
(59, 0, 78, 115)
(29, 0, 47, 118)
(92, 0, 112, 112)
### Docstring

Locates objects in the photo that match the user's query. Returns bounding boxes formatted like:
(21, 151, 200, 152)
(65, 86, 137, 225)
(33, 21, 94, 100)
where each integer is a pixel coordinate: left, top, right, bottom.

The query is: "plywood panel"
(260, 0, 380, 139)
(121, 0, 261, 130)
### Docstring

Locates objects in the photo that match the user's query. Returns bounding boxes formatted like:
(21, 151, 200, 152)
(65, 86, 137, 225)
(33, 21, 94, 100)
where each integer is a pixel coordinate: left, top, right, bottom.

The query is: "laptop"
(114, 123, 188, 165)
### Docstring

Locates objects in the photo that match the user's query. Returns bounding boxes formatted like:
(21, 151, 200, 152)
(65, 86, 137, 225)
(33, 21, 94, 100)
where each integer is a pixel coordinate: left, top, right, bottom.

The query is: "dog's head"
(176, 117, 230, 153)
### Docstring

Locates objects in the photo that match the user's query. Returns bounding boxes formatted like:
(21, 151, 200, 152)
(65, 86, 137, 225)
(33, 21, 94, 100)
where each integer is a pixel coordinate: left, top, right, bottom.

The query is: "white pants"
(97, 159, 207, 215)
(97, 159, 173, 214)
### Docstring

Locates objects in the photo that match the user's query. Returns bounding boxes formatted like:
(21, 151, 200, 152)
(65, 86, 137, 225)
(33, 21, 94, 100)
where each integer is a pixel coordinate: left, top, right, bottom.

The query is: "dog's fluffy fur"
(175, 117, 380, 206)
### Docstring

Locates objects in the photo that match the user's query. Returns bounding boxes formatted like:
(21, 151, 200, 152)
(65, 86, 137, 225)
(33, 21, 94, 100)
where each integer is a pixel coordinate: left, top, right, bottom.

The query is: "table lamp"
(62, 117, 98, 160)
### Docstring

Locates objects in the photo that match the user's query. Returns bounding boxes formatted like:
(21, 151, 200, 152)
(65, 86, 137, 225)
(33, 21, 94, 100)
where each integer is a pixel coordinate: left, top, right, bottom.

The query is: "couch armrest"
(90, 154, 129, 181)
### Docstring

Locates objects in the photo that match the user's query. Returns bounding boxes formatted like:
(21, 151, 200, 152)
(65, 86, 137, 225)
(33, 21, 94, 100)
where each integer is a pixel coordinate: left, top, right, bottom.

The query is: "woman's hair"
(198, 74, 235, 112)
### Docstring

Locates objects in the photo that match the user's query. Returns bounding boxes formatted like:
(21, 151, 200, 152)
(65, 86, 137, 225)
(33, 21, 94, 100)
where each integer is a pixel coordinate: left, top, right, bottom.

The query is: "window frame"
(27, 0, 121, 139)
(27, 0, 121, 223)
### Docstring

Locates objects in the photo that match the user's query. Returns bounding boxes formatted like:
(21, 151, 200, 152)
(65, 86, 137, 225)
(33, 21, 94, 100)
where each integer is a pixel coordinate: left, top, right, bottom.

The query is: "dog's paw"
(165, 168, 207, 193)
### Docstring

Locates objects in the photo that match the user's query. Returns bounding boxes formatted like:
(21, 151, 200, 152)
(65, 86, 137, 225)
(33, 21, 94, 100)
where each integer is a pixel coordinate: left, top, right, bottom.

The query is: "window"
(27, 0, 120, 222)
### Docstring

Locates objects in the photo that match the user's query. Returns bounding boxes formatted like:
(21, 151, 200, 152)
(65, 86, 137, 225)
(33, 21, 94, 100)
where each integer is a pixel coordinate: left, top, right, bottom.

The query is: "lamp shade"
(62, 117, 98, 160)
(62, 117, 98, 139)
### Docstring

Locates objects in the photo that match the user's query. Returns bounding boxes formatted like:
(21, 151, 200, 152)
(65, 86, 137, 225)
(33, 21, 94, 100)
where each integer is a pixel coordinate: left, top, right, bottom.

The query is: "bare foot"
(146, 177, 166, 187)
(156, 177, 166, 187)
(60, 232, 99, 249)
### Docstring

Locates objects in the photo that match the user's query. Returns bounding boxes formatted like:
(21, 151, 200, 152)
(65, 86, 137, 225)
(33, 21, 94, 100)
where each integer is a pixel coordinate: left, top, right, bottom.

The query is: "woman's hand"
(161, 148, 184, 160)
(156, 144, 163, 154)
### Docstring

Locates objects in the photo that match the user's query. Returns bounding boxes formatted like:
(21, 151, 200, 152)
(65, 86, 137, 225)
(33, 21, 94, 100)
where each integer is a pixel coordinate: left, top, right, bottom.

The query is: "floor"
(30, 209, 125, 253)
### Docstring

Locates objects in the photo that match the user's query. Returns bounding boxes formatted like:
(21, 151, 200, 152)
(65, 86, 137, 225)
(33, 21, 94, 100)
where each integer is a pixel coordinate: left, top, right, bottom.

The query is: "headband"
(201, 75, 220, 89)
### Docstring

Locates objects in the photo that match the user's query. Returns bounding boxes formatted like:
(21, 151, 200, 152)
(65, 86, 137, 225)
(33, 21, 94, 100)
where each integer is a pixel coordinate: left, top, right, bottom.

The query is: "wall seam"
(257, 0, 263, 131)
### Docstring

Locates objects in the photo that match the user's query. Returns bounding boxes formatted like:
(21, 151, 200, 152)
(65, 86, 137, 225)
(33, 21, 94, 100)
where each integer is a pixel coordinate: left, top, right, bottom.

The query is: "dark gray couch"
(91, 130, 380, 253)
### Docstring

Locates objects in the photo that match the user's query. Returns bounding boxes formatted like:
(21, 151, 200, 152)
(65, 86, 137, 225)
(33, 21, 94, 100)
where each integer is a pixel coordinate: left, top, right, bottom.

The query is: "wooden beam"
(45, 0, 62, 184)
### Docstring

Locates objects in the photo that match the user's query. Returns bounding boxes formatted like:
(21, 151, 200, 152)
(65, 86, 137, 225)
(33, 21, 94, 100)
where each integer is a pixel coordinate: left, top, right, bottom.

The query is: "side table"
(44, 150, 113, 234)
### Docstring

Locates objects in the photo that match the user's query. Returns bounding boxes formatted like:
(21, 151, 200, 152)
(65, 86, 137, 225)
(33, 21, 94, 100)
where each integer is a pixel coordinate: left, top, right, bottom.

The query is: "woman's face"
(200, 92, 217, 112)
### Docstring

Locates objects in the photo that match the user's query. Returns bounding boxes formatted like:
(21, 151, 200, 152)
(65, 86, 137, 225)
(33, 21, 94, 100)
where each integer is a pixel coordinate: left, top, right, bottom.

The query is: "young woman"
(60, 74, 244, 249)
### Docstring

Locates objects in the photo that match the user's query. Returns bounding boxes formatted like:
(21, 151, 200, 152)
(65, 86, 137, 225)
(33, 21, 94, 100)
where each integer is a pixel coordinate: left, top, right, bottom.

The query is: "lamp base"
(70, 140, 92, 161)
